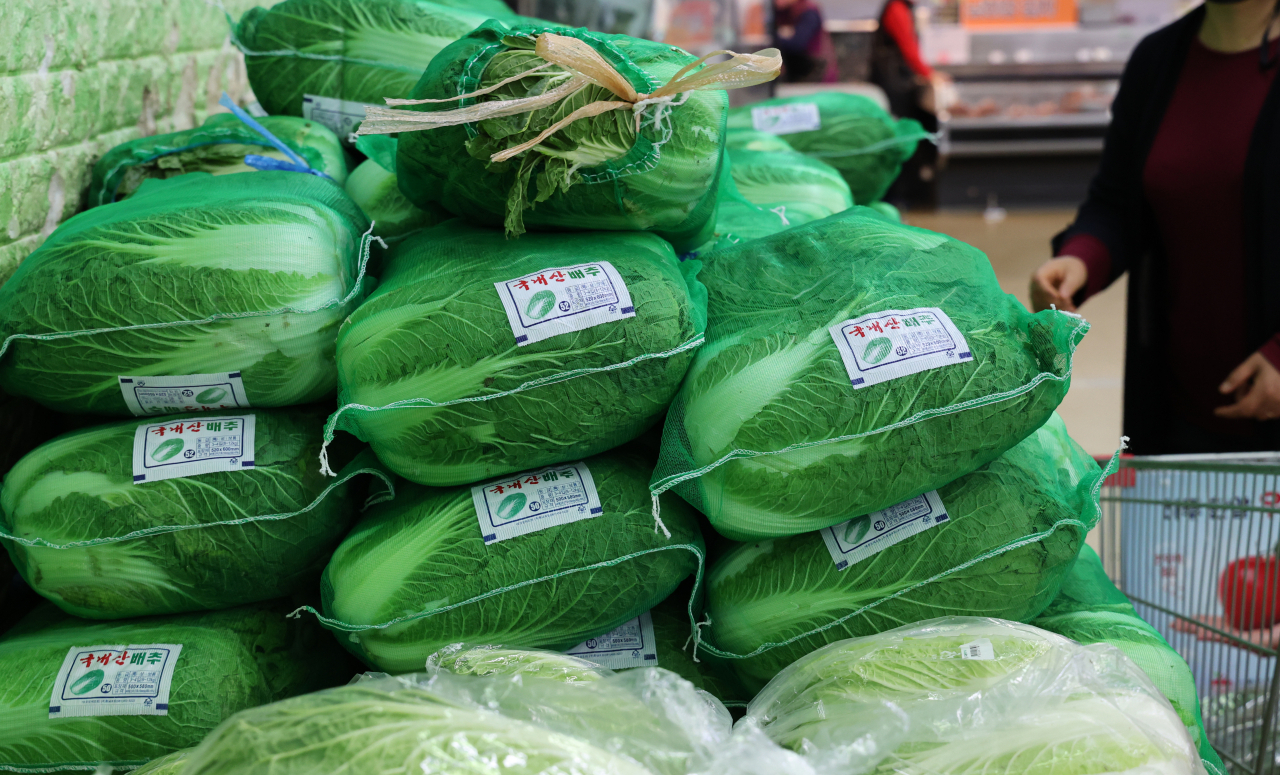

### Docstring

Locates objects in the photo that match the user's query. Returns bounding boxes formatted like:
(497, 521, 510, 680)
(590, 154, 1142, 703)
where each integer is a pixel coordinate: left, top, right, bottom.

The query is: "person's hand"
(1216, 352, 1280, 421)
(1171, 614, 1279, 655)
(1029, 256, 1088, 313)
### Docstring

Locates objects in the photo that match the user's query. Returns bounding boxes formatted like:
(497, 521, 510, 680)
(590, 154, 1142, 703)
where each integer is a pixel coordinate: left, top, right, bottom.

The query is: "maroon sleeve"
(881, 1, 933, 78)
(1259, 335, 1280, 372)
(1056, 232, 1114, 303)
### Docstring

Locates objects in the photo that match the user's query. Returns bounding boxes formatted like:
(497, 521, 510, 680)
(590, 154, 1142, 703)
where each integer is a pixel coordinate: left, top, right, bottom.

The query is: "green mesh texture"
(724, 130, 796, 153)
(346, 136, 448, 242)
(0, 601, 349, 773)
(1032, 545, 1228, 775)
(0, 409, 393, 620)
(639, 585, 750, 707)
(232, 0, 514, 119)
(650, 207, 1087, 541)
(325, 220, 707, 487)
(89, 113, 349, 208)
(297, 450, 705, 674)
(727, 92, 928, 205)
(0, 172, 374, 416)
(394, 19, 727, 251)
(726, 148, 854, 225)
(698, 413, 1108, 691)
(686, 154, 793, 258)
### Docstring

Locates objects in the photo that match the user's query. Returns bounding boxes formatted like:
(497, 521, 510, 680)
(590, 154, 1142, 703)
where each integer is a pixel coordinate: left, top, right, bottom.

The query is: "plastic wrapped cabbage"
(131, 749, 193, 775)
(727, 148, 853, 225)
(745, 617, 1205, 775)
(0, 409, 391, 619)
(0, 603, 349, 773)
(0, 172, 373, 415)
(700, 414, 1104, 691)
(89, 113, 348, 207)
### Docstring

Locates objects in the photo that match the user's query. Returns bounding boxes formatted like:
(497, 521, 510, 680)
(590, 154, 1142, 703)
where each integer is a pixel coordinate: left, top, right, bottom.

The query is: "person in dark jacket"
(773, 0, 838, 82)
(1030, 0, 1280, 454)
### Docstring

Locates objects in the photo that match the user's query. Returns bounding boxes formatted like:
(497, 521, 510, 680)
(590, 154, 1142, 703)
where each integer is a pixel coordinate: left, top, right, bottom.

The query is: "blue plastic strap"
(217, 92, 333, 180)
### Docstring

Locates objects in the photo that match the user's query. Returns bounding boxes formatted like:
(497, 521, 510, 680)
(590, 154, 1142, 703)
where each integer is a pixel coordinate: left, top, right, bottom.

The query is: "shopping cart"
(1096, 454, 1280, 775)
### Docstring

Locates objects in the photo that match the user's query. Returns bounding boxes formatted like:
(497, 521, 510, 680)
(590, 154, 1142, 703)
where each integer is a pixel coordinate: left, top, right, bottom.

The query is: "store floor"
(905, 209, 1128, 457)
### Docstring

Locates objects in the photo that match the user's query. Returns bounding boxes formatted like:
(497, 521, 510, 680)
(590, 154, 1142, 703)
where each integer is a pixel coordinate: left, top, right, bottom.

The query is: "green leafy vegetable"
(131, 749, 193, 775)
(234, 0, 513, 120)
(0, 409, 390, 619)
(312, 450, 704, 673)
(429, 643, 609, 682)
(346, 136, 446, 241)
(727, 148, 853, 225)
(329, 221, 705, 486)
(0, 172, 371, 415)
(0, 603, 349, 773)
(724, 130, 796, 153)
(651, 207, 1086, 540)
(89, 113, 348, 207)
(395, 21, 727, 250)
(638, 586, 750, 705)
(727, 93, 926, 204)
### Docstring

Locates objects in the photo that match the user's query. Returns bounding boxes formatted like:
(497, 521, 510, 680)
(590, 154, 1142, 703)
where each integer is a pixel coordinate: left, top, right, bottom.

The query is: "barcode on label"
(959, 638, 995, 661)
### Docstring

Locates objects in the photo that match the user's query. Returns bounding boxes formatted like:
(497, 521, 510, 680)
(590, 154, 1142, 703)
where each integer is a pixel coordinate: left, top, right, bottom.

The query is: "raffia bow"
(356, 33, 781, 163)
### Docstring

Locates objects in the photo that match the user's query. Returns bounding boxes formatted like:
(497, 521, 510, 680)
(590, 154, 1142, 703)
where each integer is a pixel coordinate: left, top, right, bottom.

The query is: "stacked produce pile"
(0, 1, 1221, 774)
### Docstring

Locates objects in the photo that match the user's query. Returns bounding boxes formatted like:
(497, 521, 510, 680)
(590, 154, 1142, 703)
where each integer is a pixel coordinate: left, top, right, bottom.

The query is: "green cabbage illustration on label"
(525, 290, 557, 320)
(496, 493, 527, 519)
(842, 515, 872, 544)
(70, 669, 105, 695)
(196, 387, 228, 404)
(151, 438, 185, 462)
(863, 336, 892, 365)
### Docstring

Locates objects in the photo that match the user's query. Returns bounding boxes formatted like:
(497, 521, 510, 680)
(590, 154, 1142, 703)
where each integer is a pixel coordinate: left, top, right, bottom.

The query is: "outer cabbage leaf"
(727, 148, 853, 225)
(331, 221, 704, 486)
(429, 643, 609, 682)
(316, 451, 704, 673)
(724, 130, 796, 153)
(652, 207, 1087, 540)
(0, 409, 384, 619)
(346, 135, 447, 241)
(0, 603, 349, 773)
(0, 172, 370, 415)
(131, 748, 192, 775)
(702, 414, 1101, 689)
(89, 114, 348, 207)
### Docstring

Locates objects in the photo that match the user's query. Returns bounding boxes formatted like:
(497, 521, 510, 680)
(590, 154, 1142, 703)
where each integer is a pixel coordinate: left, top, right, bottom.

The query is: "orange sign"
(960, 0, 1076, 27)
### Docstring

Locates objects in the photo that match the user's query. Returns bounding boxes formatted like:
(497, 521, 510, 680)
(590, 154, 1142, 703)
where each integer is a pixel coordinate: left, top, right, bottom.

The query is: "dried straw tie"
(357, 33, 781, 162)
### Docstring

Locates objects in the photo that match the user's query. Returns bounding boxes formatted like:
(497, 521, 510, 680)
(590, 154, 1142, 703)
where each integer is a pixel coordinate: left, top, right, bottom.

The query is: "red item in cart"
(1218, 555, 1280, 631)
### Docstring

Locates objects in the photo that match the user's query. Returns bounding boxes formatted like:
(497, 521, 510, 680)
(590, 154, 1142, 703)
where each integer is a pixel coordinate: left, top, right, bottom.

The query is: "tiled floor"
(905, 209, 1128, 457)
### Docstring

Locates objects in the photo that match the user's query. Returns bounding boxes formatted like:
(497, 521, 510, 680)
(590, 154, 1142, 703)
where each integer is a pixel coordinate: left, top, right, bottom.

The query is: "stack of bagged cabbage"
(0, 0, 1222, 773)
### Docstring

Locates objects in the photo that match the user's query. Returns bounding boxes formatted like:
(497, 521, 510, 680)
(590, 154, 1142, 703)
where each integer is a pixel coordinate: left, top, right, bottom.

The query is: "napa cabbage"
(346, 136, 446, 241)
(744, 617, 1204, 775)
(0, 409, 390, 619)
(0, 602, 347, 773)
(131, 749, 192, 775)
(725, 130, 796, 153)
(727, 148, 853, 225)
(89, 113, 348, 207)
(0, 172, 371, 415)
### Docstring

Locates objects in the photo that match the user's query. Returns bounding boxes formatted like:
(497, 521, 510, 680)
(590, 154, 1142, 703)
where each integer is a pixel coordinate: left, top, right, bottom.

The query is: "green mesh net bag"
(322, 220, 706, 487)
(344, 135, 448, 241)
(697, 414, 1109, 692)
(686, 154, 793, 258)
(0, 171, 374, 416)
(724, 130, 795, 153)
(0, 408, 393, 620)
(726, 148, 853, 225)
(650, 207, 1088, 541)
(0, 601, 349, 773)
(89, 112, 348, 207)
(1033, 545, 1228, 775)
(297, 450, 704, 673)
(358, 23, 779, 250)
(233, 0, 516, 132)
(727, 92, 929, 205)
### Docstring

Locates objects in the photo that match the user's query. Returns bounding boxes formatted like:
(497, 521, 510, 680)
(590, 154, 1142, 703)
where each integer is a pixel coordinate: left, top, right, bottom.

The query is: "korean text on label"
(470, 462, 603, 544)
(49, 644, 183, 718)
(821, 491, 949, 570)
(829, 307, 973, 389)
(565, 611, 659, 670)
(118, 372, 249, 416)
(494, 262, 635, 346)
(131, 414, 256, 484)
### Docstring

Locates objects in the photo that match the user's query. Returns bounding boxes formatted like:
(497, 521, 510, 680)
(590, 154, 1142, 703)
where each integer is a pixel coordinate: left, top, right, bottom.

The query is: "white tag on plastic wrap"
(960, 638, 995, 660)
(821, 491, 949, 570)
(471, 461, 602, 544)
(565, 611, 659, 669)
(131, 414, 256, 484)
(302, 94, 375, 138)
(118, 372, 249, 416)
(494, 262, 635, 346)
(751, 102, 821, 134)
(829, 308, 973, 389)
(48, 644, 182, 718)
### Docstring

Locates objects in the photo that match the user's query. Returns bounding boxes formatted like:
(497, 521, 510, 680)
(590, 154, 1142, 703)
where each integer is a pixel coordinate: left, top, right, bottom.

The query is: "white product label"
(821, 491, 949, 570)
(494, 262, 635, 346)
(131, 414, 256, 484)
(751, 102, 821, 135)
(48, 644, 182, 718)
(118, 372, 249, 416)
(829, 307, 973, 389)
(565, 611, 659, 669)
(301, 94, 375, 138)
(960, 638, 996, 661)
(471, 461, 602, 544)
